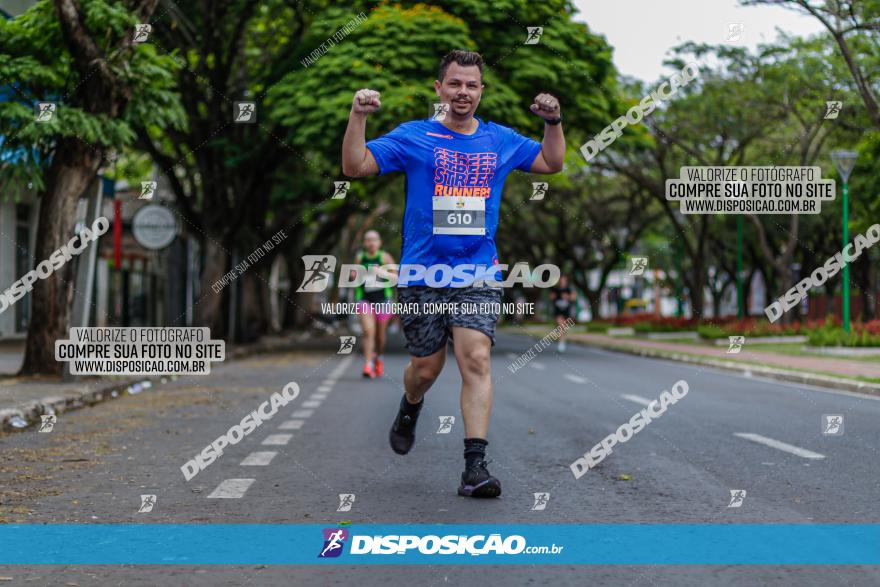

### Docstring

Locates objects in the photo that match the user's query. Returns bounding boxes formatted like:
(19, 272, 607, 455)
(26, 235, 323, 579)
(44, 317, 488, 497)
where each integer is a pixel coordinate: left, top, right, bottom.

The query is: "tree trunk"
(196, 238, 230, 337)
(285, 250, 309, 329)
(20, 140, 102, 375)
(868, 257, 878, 320)
(585, 289, 603, 321)
(689, 260, 706, 319)
(711, 286, 723, 319)
(858, 253, 874, 321)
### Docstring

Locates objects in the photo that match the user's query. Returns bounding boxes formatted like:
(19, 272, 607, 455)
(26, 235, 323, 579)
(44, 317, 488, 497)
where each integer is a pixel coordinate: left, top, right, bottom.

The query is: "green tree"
(0, 0, 182, 375)
(743, 0, 880, 129)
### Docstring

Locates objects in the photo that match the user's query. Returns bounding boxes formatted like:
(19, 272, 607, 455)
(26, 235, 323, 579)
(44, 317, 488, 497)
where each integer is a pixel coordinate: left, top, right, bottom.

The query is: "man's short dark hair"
(438, 50, 484, 82)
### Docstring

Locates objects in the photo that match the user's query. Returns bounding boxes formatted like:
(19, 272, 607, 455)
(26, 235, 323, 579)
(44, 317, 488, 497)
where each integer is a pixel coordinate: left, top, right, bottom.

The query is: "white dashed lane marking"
(207, 479, 255, 499)
(530, 362, 545, 370)
(733, 433, 826, 460)
(240, 451, 277, 466)
(205, 357, 351, 501)
(564, 374, 588, 384)
(278, 419, 305, 430)
(621, 394, 655, 407)
(262, 434, 293, 446)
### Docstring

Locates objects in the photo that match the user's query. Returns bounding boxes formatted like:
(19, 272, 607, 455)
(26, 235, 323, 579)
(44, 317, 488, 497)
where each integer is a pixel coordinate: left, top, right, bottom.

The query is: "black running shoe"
(389, 395, 422, 455)
(458, 460, 502, 498)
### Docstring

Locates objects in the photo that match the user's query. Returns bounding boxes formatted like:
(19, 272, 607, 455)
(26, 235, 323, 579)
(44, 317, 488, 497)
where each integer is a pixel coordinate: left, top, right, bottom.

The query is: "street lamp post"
(831, 150, 858, 334)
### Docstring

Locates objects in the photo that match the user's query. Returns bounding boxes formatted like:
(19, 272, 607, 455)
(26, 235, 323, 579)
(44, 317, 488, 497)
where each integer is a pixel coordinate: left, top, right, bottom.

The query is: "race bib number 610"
(432, 196, 486, 235)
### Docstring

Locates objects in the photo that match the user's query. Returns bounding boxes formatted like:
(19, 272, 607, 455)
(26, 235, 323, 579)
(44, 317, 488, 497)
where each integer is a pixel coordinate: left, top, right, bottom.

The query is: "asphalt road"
(1, 330, 879, 586)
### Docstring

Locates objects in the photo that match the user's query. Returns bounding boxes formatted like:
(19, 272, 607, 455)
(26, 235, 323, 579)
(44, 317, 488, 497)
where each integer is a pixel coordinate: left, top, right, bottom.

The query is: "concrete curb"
(0, 336, 302, 433)
(569, 337, 880, 397)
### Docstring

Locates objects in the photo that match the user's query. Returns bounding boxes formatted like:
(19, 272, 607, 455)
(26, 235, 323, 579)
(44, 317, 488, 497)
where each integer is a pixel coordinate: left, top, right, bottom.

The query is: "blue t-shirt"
(366, 118, 542, 287)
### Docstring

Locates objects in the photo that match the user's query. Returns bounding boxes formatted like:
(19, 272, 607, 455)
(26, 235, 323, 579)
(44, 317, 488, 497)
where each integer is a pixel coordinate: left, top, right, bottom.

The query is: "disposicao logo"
(319, 528, 349, 558)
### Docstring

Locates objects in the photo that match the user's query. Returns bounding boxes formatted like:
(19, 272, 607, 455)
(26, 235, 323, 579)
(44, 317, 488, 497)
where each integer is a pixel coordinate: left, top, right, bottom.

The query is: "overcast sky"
(573, 0, 826, 82)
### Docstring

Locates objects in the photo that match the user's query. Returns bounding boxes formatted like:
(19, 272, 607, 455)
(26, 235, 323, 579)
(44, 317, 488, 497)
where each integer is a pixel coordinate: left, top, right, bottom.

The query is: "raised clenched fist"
(352, 89, 381, 114)
(530, 92, 561, 120)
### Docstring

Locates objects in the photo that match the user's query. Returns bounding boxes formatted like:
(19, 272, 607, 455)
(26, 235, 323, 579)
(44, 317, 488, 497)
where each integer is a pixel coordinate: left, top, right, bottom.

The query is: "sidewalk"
(0, 338, 24, 376)
(0, 334, 314, 432)
(513, 327, 880, 396)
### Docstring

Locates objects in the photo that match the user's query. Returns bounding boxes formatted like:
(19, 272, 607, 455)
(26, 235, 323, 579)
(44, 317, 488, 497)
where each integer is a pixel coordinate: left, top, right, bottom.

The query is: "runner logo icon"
(824, 101, 842, 119)
(629, 257, 648, 276)
(297, 255, 337, 292)
(727, 489, 746, 508)
(338, 336, 356, 355)
(140, 181, 157, 200)
(531, 492, 550, 511)
(437, 416, 455, 434)
(138, 494, 156, 513)
(332, 181, 350, 199)
(133, 23, 151, 43)
(727, 336, 745, 354)
(39, 414, 56, 433)
(727, 23, 744, 42)
(234, 102, 256, 123)
(432, 102, 450, 122)
(525, 26, 543, 45)
(337, 494, 355, 512)
(822, 414, 844, 435)
(319, 528, 348, 558)
(35, 102, 56, 122)
(530, 182, 548, 200)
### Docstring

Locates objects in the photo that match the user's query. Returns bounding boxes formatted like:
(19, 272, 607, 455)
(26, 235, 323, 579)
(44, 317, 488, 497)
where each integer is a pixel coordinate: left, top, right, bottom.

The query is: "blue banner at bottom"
(0, 524, 877, 565)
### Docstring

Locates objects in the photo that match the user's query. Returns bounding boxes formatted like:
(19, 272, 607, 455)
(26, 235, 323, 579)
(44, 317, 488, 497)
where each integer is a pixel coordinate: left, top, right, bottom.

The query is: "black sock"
(400, 394, 423, 416)
(464, 437, 488, 468)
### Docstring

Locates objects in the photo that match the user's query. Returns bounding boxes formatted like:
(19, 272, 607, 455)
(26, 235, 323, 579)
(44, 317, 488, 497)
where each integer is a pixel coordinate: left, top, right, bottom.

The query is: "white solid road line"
(291, 409, 314, 418)
(621, 394, 656, 407)
(240, 451, 277, 466)
(207, 478, 255, 499)
(564, 373, 588, 384)
(530, 362, 546, 370)
(733, 432, 826, 460)
(302, 400, 322, 408)
(278, 419, 305, 430)
(262, 434, 293, 446)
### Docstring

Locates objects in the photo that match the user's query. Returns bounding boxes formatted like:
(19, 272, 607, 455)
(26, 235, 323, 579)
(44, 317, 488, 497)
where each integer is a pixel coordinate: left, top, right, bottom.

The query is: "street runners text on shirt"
(321, 302, 535, 316)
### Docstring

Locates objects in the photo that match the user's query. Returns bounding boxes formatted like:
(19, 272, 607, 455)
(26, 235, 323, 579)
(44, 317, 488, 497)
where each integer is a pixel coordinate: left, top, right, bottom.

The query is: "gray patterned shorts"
(397, 286, 503, 357)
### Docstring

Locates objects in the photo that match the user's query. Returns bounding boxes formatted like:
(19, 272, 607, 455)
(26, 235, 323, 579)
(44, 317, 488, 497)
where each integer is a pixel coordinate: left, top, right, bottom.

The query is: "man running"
(342, 50, 565, 497)
(549, 273, 577, 352)
(352, 230, 396, 378)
